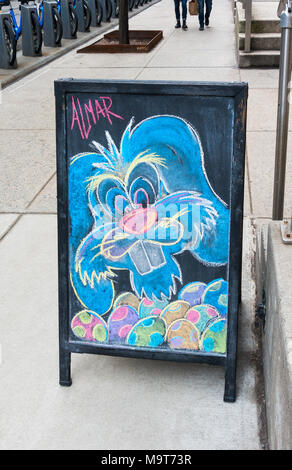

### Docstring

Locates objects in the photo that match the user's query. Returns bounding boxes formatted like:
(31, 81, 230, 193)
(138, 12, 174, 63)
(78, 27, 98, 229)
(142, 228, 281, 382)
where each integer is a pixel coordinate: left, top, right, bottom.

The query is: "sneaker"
(199, 25, 204, 31)
(175, 20, 181, 28)
(182, 20, 188, 30)
(205, 16, 209, 26)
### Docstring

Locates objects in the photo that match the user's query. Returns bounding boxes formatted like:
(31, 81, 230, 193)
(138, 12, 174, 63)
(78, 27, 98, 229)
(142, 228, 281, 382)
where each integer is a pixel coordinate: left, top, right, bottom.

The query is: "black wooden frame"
(55, 79, 248, 402)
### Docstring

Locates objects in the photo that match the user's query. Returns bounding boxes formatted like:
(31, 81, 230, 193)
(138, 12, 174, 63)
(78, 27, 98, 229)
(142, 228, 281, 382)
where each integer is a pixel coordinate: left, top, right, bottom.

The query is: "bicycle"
(36, 0, 62, 45)
(112, 0, 118, 17)
(56, 0, 78, 37)
(88, 0, 102, 26)
(0, 0, 16, 65)
(103, 0, 111, 21)
(1, 0, 42, 57)
(128, 0, 135, 11)
(72, 0, 91, 31)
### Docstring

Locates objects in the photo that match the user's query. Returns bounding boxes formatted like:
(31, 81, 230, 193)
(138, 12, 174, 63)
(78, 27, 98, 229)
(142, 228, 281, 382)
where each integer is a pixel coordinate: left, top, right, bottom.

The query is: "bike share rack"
(43, 0, 62, 47)
(22, 4, 42, 56)
(75, 0, 90, 32)
(100, 0, 110, 23)
(0, 12, 16, 68)
(60, 0, 77, 39)
(87, 0, 100, 27)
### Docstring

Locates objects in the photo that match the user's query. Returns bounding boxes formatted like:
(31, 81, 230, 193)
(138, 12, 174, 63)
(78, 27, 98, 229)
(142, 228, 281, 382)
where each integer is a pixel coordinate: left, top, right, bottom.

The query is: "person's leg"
(174, 0, 181, 27)
(205, 0, 212, 25)
(181, 0, 188, 29)
(197, 0, 205, 29)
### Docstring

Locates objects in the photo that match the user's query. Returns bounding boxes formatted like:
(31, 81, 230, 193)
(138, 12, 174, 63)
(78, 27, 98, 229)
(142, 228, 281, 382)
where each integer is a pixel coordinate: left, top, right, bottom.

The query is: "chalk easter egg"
(201, 319, 227, 354)
(178, 282, 206, 307)
(202, 279, 228, 318)
(185, 304, 219, 334)
(160, 300, 190, 327)
(167, 319, 200, 350)
(108, 305, 139, 343)
(113, 292, 140, 311)
(138, 297, 169, 318)
(127, 316, 166, 348)
(71, 310, 108, 343)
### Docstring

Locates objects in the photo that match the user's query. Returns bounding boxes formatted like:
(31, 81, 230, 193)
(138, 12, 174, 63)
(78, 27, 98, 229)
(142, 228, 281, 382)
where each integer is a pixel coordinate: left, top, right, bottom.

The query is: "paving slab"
(147, 48, 236, 68)
(136, 66, 241, 81)
(0, 214, 19, 240)
(0, 130, 55, 212)
(27, 174, 57, 214)
(246, 131, 292, 218)
(240, 68, 279, 89)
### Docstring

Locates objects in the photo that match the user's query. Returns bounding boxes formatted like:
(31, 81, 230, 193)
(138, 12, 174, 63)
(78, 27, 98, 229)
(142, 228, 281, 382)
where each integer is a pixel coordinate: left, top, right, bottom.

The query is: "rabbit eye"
(134, 188, 149, 208)
(129, 177, 156, 206)
(105, 187, 129, 216)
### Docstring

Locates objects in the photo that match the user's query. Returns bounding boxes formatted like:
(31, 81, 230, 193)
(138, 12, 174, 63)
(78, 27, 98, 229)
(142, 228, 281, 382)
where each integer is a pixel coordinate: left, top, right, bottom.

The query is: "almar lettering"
(101, 454, 135, 467)
(70, 95, 124, 140)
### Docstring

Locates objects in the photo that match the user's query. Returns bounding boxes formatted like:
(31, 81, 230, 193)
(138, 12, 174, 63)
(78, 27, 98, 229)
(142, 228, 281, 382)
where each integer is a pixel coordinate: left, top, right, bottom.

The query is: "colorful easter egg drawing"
(71, 310, 108, 343)
(178, 282, 206, 307)
(138, 297, 169, 318)
(202, 279, 228, 318)
(201, 319, 227, 354)
(127, 316, 166, 348)
(167, 319, 200, 350)
(160, 300, 190, 327)
(185, 304, 219, 334)
(108, 305, 139, 343)
(113, 292, 140, 311)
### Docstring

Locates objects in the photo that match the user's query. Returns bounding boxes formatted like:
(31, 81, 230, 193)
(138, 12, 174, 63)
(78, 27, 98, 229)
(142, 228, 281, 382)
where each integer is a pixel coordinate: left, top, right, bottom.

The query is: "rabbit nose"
(119, 207, 158, 235)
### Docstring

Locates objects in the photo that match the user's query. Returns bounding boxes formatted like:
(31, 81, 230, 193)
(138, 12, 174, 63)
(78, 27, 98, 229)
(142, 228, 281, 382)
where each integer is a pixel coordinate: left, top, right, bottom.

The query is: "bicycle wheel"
(69, 2, 78, 36)
(52, 5, 63, 44)
(30, 10, 42, 54)
(3, 17, 16, 65)
(105, 0, 112, 21)
(83, 0, 91, 30)
(95, 0, 103, 25)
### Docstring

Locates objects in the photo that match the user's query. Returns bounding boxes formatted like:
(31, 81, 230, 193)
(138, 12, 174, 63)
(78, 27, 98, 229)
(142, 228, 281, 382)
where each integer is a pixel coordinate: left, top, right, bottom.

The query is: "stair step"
(236, 1, 281, 34)
(238, 32, 281, 51)
(238, 50, 280, 68)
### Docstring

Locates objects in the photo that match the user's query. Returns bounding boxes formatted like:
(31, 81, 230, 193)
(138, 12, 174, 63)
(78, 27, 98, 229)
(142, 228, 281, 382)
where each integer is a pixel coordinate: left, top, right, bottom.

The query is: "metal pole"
(244, 0, 252, 53)
(272, 2, 292, 220)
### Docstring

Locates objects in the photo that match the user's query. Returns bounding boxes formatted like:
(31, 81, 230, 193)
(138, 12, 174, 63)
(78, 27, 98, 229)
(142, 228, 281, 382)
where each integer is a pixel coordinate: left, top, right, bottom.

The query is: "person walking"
(174, 0, 188, 30)
(197, 0, 212, 30)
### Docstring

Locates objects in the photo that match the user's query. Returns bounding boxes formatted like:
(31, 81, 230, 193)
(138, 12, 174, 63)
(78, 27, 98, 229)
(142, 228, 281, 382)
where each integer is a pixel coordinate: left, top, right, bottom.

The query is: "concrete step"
(237, 1, 280, 34)
(238, 32, 281, 51)
(238, 49, 280, 67)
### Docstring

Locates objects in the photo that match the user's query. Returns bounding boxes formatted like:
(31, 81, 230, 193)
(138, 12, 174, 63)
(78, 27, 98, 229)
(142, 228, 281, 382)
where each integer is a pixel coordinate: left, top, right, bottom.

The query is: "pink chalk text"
(70, 95, 124, 140)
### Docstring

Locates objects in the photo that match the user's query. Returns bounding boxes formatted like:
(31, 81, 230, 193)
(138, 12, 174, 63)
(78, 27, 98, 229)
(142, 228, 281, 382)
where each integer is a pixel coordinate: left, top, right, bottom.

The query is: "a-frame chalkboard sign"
(55, 79, 247, 402)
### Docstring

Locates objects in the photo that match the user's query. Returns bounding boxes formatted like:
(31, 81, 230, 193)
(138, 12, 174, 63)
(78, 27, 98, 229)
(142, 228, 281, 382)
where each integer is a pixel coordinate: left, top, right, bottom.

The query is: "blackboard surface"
(55, 79, 247, 402)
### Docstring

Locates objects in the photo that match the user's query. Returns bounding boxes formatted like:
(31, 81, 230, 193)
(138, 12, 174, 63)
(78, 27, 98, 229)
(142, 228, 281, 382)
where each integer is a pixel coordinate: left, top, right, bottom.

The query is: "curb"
(0, 0, 160, 89)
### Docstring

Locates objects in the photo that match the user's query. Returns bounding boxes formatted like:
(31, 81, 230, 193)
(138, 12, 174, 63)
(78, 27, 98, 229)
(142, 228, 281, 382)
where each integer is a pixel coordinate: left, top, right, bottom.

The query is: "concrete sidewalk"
(0, 0, 268, 450)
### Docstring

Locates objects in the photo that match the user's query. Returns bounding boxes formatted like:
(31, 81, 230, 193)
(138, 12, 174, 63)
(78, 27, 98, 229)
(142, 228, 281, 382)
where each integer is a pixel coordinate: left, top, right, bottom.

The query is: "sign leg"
(224, 342, 237, 402)
(59, 348, 72, 386)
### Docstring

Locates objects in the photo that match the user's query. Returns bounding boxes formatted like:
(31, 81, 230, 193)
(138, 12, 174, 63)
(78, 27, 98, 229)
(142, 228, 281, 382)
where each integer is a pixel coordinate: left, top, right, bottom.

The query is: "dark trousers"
(174, 0, 187, 21)
(197, 0, 212, 27)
